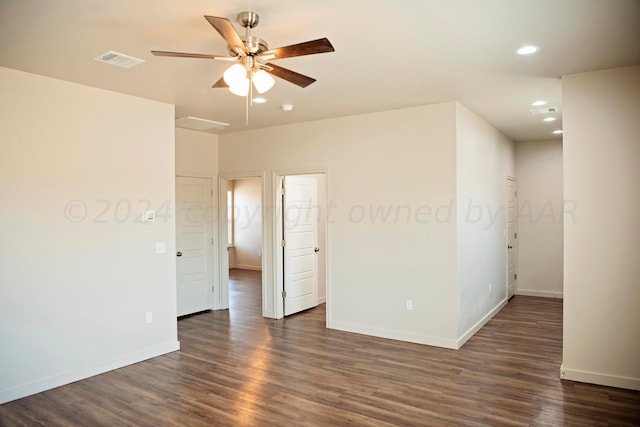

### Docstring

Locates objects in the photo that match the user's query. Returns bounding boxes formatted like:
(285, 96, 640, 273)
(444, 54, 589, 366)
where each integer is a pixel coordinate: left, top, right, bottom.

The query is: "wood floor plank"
(1, 269, 639, 426)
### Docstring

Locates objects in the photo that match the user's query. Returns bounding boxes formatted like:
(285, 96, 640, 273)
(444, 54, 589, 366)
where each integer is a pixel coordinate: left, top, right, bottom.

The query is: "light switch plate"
(144, 210, 155, 222)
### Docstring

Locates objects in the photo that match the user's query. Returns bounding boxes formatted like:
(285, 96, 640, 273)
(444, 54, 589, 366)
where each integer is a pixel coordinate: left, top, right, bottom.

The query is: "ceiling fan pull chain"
(249, 59, 254, 108)
(245, 86, 250, 126)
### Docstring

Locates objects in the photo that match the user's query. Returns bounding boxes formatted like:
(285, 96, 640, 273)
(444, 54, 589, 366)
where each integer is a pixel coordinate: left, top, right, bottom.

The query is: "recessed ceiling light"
(530, 106, 560, 115)
(516, 45, 539, 55)
(543, 117, 556, 122)
(280, 104, 294, 112)
(253, 97, 266, 104)
(531, 100, 547, 106)
(553, 130, 563, 135)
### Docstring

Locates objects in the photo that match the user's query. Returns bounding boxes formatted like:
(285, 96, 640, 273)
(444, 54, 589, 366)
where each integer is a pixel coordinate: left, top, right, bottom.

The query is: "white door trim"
(506, 176, 518, 299)
(273, 168, 329, 320)
(218, 172, 268, 315)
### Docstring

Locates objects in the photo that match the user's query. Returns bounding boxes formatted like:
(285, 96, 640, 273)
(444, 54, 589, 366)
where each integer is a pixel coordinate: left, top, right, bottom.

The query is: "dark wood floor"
(2, 269, 639, 426)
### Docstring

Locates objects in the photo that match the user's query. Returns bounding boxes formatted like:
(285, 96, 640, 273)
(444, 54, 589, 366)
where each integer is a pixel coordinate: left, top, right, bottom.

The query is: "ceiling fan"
(151, 11, 335, 98)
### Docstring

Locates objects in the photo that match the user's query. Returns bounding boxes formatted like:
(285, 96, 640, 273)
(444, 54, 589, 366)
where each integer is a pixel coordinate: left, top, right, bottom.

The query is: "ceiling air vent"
(175, 116, 229, 131)
(94, 51, 144, 69)
(530, 106, 560, 115)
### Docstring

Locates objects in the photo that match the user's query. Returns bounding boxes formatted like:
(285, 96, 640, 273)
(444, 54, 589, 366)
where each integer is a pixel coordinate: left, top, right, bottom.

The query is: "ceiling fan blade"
(151, 50, 234, 60)
(204, 16, 245, 56)
(212, 77, 228, 88)
(266, 63, 316, 88)
(260, 38, 334, 60)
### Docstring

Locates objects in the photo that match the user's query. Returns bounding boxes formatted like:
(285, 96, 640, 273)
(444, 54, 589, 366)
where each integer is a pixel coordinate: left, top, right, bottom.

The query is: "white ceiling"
(1, 0, 639, 141)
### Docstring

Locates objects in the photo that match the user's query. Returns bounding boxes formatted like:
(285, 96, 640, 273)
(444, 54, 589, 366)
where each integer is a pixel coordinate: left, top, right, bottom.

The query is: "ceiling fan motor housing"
(232, 36, 268, 56)
(237, 11, 260, 28)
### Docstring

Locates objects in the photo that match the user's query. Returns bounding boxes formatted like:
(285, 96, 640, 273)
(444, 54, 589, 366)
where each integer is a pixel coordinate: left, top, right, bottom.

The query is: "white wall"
(175, 127, 218, 178)
(220, 103, 460, 347)
(562, 65, 640, 390)
(515, 140, 563, 298)
(0, 67, 179, 403)
(232, 178, 262, 270)
(455, 103, 515, 343)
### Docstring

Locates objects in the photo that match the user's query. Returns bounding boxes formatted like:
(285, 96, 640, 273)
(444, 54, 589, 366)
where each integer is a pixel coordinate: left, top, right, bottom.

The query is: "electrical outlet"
(146, 311, 153, 324)
(406, 299, 413, 311)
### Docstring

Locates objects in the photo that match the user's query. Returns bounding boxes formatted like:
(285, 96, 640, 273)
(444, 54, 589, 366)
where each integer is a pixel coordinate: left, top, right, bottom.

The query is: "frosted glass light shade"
(223, 64, 247, 87)
(252, 70, 275, 94)
(229, 78, 249, 96)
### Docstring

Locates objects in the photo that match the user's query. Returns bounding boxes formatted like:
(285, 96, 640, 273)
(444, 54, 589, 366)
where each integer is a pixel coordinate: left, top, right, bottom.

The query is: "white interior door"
(507, 177, 518, 299)
(283, 176, 318, 316)
(176, 177, 214, 316)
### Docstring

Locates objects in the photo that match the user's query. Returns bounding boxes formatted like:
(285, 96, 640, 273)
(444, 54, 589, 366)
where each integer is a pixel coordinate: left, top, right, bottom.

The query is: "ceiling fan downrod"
(232, 11, 269, 57)
(236, 11, 265, 125)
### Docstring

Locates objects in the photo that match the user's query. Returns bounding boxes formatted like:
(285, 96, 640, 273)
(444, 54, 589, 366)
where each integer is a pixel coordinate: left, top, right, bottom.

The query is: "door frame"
(506, 176, 518, 299)
(218, 172, 267, 313)
(175, 174, 218, 311)
(273, 168, 329, 319)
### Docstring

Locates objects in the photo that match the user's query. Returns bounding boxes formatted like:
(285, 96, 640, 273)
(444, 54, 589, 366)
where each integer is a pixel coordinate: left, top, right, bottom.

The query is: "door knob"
(507, 245, 513, 249)
(176, 251, 183, 257)
(314, 247, 320, 253)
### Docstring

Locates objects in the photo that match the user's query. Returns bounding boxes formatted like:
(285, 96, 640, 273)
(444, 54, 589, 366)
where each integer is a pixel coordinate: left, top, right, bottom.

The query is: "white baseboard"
(456, 298, 508, 349)
(560, 364, 640, 391)
(327, 320, 458, 349)
(233, 264, 262, 271)
(0, 341, 180, 404)
(517, 289, 563, 299)
(317, 296, 326, 304)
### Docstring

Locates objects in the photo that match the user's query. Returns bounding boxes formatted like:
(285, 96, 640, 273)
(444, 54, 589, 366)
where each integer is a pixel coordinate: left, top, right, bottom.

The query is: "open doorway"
(225, 177, 263, 317)
(218, 171, 328, 320)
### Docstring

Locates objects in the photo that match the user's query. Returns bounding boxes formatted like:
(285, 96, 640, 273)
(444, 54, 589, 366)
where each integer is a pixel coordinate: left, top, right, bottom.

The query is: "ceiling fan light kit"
(223, 63, 250, 95)
(151, 10, 334, 125)
(252, 70, 275, 94)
